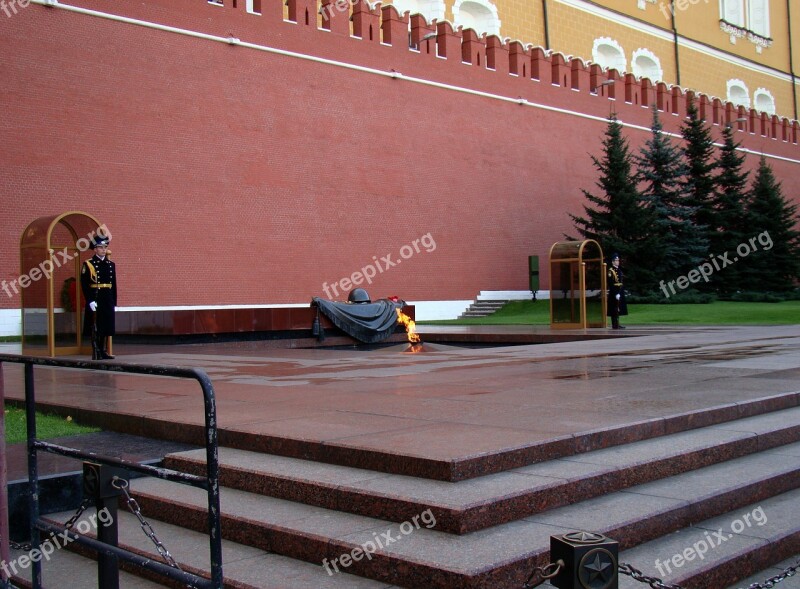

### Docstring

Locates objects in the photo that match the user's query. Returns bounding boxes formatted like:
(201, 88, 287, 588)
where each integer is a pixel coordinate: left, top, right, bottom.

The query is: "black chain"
(619, 562, 685, 589)
(740, 556, 800, 589)
(4, 497, 92, 553)
(523, 559, 564, 588)
(619, 557, 800, 589)
(111, 477, 184, 571)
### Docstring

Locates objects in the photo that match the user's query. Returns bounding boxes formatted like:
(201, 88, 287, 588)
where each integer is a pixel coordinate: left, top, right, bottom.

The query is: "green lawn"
(420, 300, 800, 326)
(4, 405, 100, 445)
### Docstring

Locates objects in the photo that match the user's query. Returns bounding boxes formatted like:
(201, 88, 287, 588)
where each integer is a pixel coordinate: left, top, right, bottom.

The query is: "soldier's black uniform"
(607, 254, 627, 329)
(81, 242, 117, 358)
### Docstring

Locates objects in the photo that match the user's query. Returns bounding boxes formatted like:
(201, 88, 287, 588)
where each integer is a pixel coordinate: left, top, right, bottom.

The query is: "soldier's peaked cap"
(90, 235, 110, 249)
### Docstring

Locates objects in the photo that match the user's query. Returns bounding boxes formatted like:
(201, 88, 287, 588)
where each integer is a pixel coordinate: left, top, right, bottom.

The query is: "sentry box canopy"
(19, 211, 108, 357)
(549, 240, 607, 329)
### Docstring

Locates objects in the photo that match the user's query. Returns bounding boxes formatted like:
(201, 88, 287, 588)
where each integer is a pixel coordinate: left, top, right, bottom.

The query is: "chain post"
(83, 462, 127, 589)
(549, 532, 619, 589)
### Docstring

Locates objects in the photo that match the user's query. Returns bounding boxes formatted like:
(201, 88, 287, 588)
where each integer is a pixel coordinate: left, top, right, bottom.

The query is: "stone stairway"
(29, 397, 800, 589)
(458, 300, 508, 318)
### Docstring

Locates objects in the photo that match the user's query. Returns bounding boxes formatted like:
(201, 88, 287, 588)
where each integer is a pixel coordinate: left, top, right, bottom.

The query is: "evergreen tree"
(742, 156, 800, 291)
(710, 124, 750, 295)
(679, 98, 715, 275)
(571, 114, 653, 291)
(636, 106, 706, 292)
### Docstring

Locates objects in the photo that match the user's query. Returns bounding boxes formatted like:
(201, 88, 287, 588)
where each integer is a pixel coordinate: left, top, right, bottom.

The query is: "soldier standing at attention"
(607, 252, 627, 330)
(81, 234, 117, 359)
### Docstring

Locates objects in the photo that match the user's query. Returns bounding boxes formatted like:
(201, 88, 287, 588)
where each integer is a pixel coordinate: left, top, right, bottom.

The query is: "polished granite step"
(121, 440, 800, 588)
(38, 509, 395, 589)
(212, 392, 800, 482)
(163, 406, 800, 534)
(615, 490, 800, 589)
(7, 542, 168, 589)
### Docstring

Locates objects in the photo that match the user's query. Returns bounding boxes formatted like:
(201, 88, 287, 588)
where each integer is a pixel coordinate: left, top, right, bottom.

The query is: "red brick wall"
(1, 0, 798, 309)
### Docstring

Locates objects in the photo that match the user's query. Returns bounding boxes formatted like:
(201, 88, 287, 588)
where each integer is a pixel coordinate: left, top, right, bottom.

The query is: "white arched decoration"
(727, 79, 751, 109)
(392, 0, 446, 21)
(592, 37, 626, 74)
(753, 88, 776, 115)
(631, 48, 662, 82)
(452, 0, 501, 36)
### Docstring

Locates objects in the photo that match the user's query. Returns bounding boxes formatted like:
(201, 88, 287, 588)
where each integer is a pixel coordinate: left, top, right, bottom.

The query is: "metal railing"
(0, 354, 223, 589)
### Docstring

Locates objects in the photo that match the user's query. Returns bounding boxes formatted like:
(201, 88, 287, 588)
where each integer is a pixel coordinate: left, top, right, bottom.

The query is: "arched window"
(754, 88, 776, 115)
(631, 49, 662, 82)
(392, 0, 446, 21)
(592, 38, 626, 74)
(727, 79, 751, 109)
(452, 0, 500, 36)
(748, 0, 769, 37)
(720, 0, 745, 26)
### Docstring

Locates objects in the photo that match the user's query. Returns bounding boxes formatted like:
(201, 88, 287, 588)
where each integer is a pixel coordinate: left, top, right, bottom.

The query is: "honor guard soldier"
(81, 234, 117, 359)
(607, 252, 628, 329)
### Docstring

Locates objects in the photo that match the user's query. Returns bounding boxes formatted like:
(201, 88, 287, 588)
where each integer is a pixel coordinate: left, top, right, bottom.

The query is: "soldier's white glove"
(89, 301, 97, 311)
(615, 294, 620, 300)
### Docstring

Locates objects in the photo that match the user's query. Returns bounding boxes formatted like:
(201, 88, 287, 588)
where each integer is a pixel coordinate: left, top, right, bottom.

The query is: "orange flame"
(396, 308, 421, 344)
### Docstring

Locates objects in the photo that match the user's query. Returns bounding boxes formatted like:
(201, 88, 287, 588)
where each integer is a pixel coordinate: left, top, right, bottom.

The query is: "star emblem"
(564, 531, 605, 544)
(578, 548, 616, 589)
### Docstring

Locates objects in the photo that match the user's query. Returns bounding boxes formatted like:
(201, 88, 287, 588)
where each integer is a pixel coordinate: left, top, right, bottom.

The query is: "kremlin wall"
(1, 0, 799, 333)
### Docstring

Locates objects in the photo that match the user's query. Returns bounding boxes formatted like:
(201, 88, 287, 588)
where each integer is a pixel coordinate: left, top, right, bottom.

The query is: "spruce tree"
(710, 124, 750, 296)
(743, 156, 800, 291)
(571, 114, 653, 291)
(636, 106, 706, 293)
(679, 98, 715, 278)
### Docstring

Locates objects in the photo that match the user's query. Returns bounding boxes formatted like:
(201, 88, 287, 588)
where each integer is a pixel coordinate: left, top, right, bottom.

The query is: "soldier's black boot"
(612, 317, 620, 329)
(100, 337, 115, 360)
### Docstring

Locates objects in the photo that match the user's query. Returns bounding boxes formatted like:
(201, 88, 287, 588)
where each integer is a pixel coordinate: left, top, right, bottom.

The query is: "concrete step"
(162, 405, 800, 534)
(458, 301, 508, 319)
(123, 440, 800, 588)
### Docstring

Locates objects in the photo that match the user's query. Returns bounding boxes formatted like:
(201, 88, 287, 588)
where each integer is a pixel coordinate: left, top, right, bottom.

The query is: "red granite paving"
(2, 325, 800, 469)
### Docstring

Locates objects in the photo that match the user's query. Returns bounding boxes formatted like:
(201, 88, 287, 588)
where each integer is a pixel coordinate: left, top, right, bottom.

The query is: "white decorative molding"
(553, 0, 791, 83)
(747, 30, 772, 48)
(452, 0, 500, 36)
(631, 47, 662, 82)
(727, 78, 751, 108)
(754, 87, 776, 115)
(592, 37, 627, 74)
(393, 0, 446, 22)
